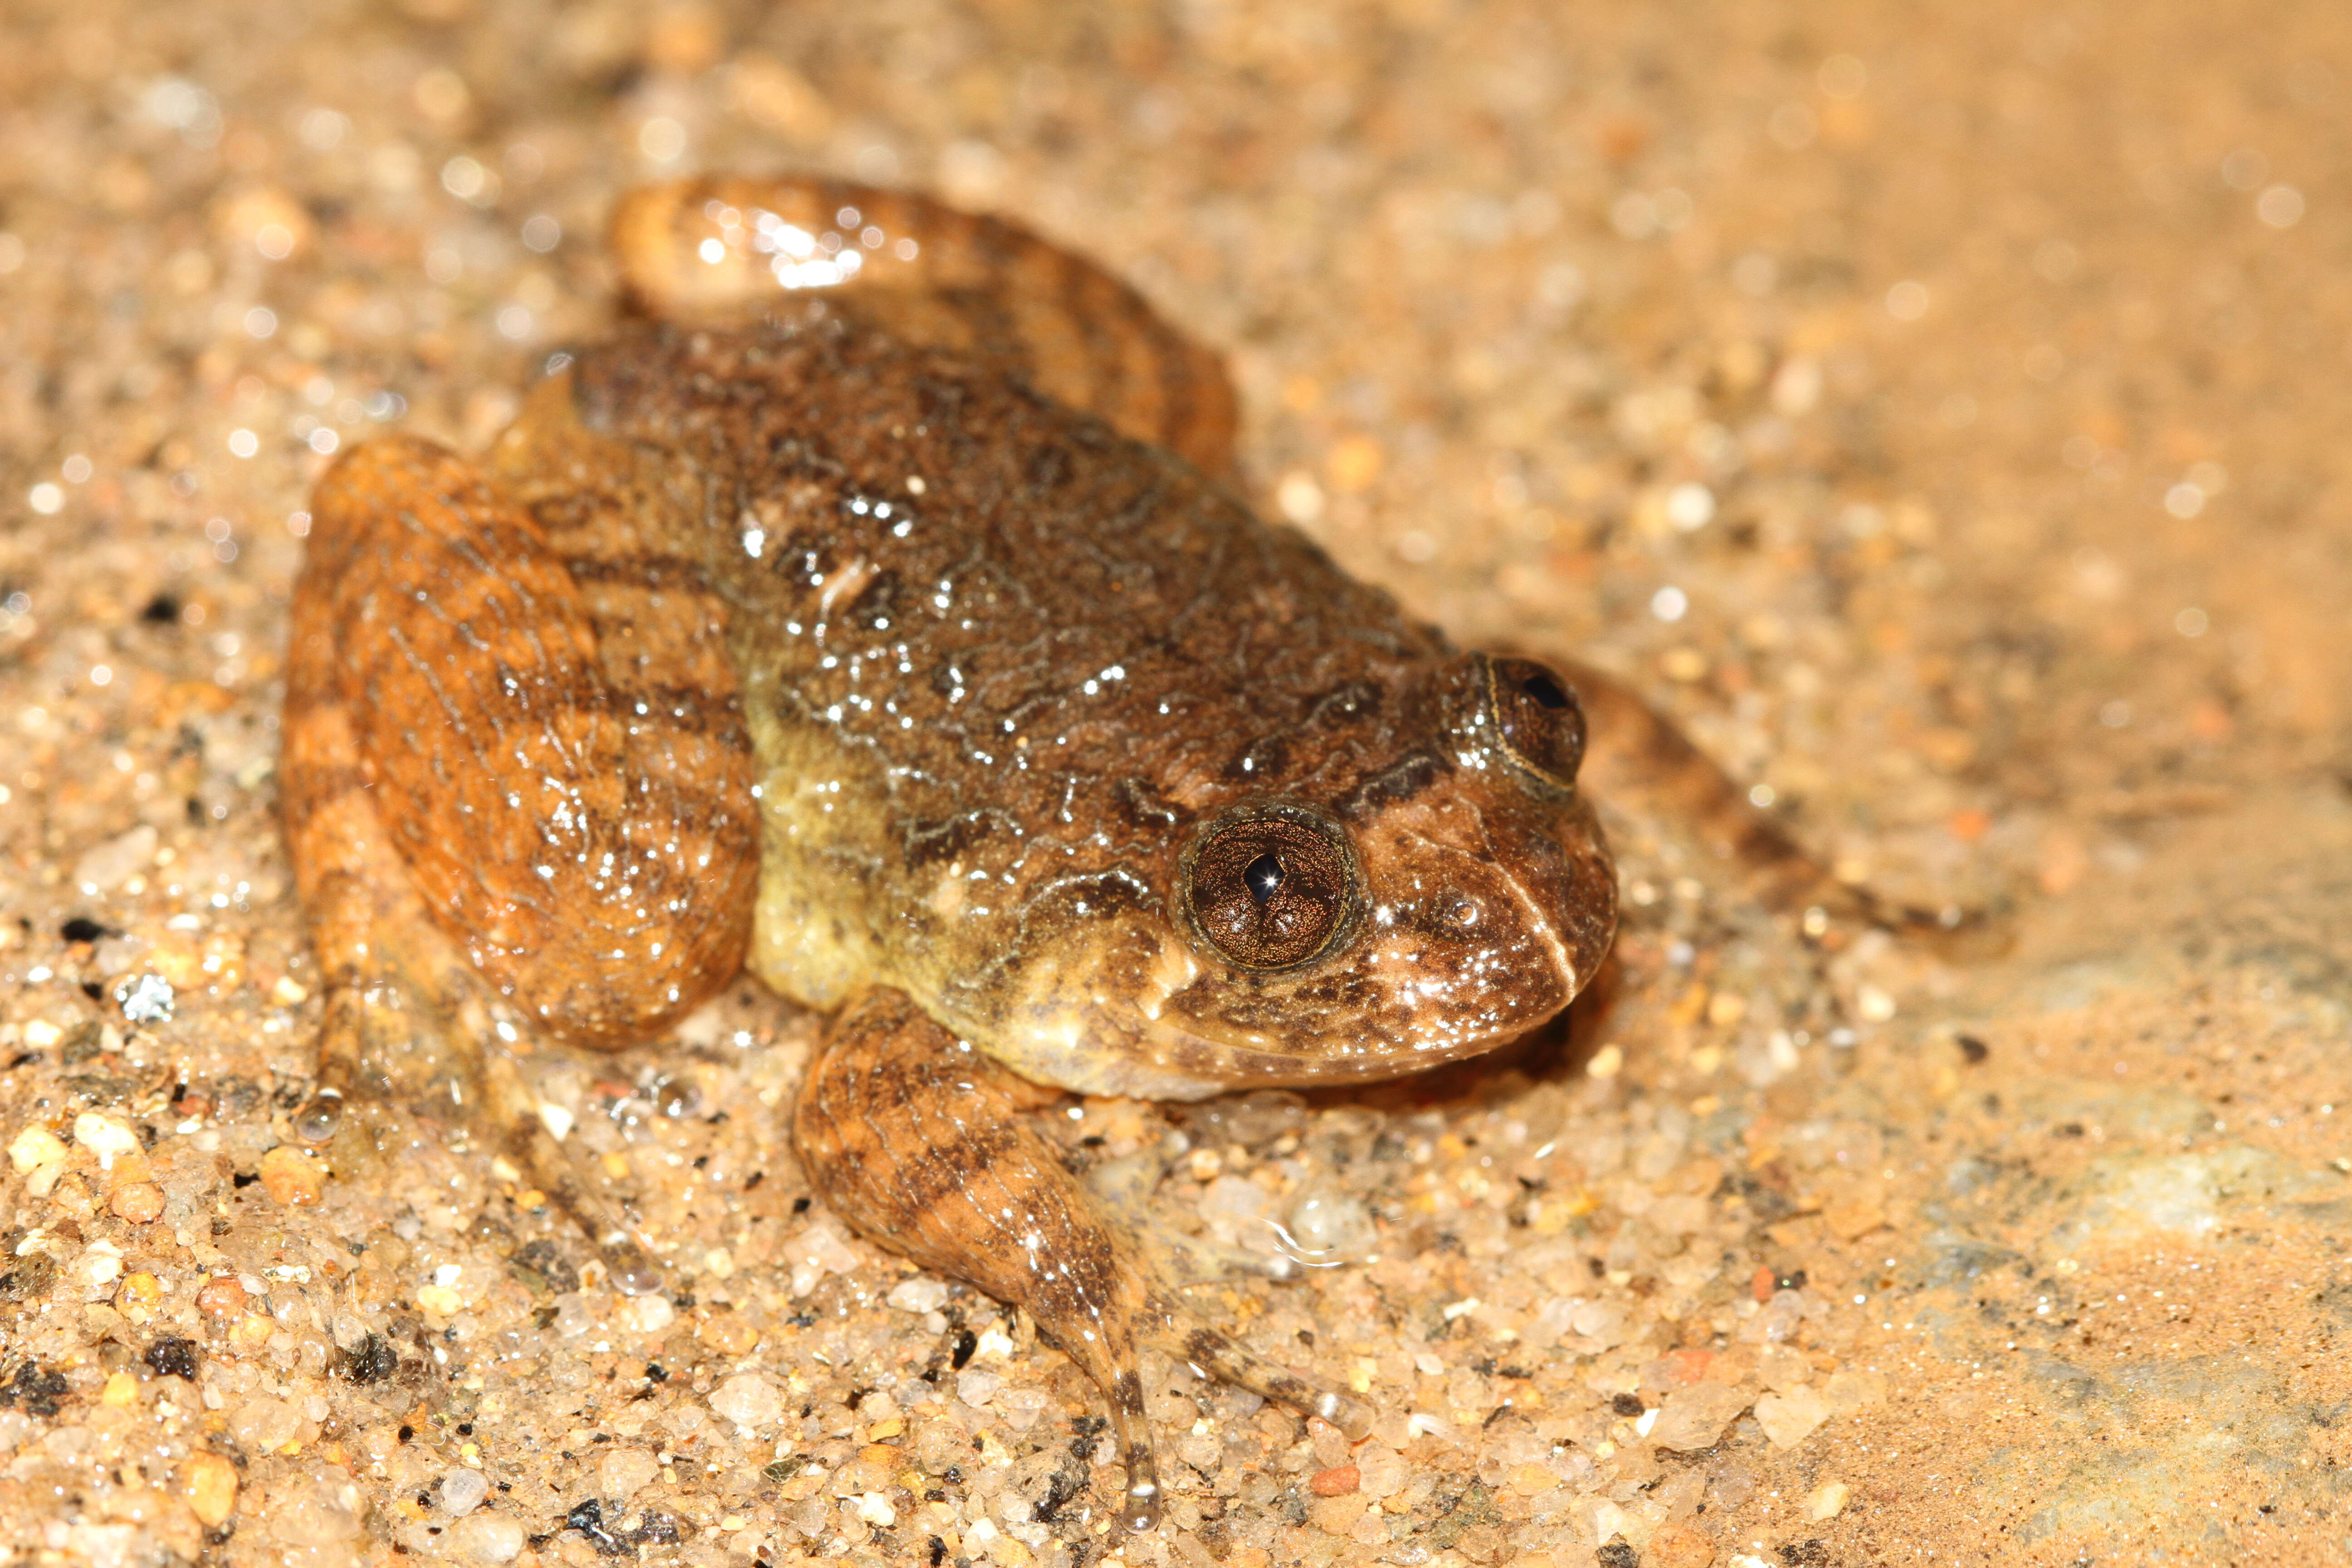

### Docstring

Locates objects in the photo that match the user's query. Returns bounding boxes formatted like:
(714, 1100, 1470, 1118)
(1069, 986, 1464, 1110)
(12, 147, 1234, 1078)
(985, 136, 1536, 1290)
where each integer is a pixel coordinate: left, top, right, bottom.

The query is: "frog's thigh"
(611, 175, 1240, 480)
(298, 435, 760, 1046)
(794, 990, 1367, 1533)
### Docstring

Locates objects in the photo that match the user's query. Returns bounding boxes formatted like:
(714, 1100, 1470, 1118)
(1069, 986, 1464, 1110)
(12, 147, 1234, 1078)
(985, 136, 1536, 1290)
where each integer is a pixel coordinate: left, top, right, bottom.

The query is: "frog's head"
(1120, 651, 1617, 1090)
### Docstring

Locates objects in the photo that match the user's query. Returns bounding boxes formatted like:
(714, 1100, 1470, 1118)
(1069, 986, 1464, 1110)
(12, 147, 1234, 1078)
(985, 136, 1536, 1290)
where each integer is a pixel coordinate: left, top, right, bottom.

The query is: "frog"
(280, 175, 1901, 1532)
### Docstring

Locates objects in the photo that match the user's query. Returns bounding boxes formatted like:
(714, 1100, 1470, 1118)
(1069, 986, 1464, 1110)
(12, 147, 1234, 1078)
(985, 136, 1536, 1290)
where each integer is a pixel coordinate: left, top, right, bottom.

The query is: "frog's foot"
(794, 989, 1367, 1532)
(474, 1048, 666, 1298)
(286, 973, 665, 1295)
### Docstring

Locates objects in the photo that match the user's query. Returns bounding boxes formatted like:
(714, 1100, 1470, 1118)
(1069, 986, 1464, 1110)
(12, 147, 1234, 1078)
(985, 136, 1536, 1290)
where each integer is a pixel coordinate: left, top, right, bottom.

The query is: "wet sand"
(2, 1, 2349, 1563)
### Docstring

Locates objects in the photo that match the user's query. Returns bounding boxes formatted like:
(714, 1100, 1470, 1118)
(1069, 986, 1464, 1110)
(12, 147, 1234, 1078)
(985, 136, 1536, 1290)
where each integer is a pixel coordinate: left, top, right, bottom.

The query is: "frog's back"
(511, 309, 1444, 1045)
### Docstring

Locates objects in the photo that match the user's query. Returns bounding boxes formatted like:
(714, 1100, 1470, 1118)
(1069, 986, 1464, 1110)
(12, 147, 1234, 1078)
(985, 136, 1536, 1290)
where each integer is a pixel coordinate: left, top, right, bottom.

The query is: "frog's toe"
(1100, 1379, 1165, 1533)
(295, 985, 376, 1146)
(476, 1058, 669, 1299)
(1151, 1307, 1374, 1440)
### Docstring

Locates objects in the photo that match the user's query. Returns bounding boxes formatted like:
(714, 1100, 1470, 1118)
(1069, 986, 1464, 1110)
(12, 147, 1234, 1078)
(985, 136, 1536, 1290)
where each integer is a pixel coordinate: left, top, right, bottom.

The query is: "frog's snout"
(1485, 792, 1619, 1002)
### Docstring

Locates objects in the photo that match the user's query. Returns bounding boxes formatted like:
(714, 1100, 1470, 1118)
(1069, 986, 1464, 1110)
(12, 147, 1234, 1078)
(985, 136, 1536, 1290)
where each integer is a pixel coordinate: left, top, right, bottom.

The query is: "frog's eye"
(1484, 655, 1587, 787)
(1181, 806, 1361, 971)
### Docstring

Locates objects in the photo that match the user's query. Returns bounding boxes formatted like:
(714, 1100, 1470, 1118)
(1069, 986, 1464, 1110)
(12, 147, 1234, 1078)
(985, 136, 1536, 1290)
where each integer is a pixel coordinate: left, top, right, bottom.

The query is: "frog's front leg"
(794, 988, 1368, 1534)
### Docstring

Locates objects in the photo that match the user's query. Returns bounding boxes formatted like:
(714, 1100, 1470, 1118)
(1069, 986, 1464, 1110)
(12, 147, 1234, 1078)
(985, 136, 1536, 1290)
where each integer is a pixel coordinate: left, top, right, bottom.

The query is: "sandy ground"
(3, 0, 2351, 1563)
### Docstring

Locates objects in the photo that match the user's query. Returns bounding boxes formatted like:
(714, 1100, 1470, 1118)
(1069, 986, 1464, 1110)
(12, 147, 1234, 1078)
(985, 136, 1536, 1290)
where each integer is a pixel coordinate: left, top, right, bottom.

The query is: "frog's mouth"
(969, 788, 1618, 1101)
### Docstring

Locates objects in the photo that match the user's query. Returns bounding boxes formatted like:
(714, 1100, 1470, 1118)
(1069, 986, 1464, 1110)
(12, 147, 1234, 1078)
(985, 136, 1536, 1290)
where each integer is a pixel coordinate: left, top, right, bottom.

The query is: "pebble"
(92, 935, 147, 977)
(183, 1451, 238, 1527)
(77, 1244, 124, 1287)
(695, 1308, 759, 1354)
(708, 1372, 784, 1430)
(997, 1386, 1049, 1431)
(195, 1277, 248, 1317)
(1309, 1492, 1367, 1535)
(108, 1181, 164, 1223)
(1648, 1384, 1750, 1451)
(213, 184, 315, 259)
(1648, 1523, 1718, 1568)
(597, 1447, 659, 1500)
(439, 1467, 490, 1516)
(258, 1145, 323, 1206)
(1805, 1480, 1850, 1521)
(955, 1368, 1004, 1408)
(551, 1293, 601, 1338)
(1824, 1369, 1888, 1413)
(886, 1276, 949, 1313)
(1284, 1189, 1374, 1259)
(8, 1125, 67, 1174)
(1309, 1464, 1359, 1497)
(272, 1479, 363, 1545)
(229, 1396, 301, 1452)
(447, 1512, 527, 1564)
(114, 1272, 163, 1311)
(114, 974, 175, 1024)
(73, 1113, 139, 1166)
(1753, 1385, 1832, 1450)
(1354, 1446, 1406, 1499)
(72, 825, 157, 894)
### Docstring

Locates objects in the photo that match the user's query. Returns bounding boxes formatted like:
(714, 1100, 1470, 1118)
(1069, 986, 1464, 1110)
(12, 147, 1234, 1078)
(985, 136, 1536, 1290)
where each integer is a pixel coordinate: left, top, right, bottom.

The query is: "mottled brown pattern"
(564, 311, 1619, 1093)
(278, 175, 1666, 1532)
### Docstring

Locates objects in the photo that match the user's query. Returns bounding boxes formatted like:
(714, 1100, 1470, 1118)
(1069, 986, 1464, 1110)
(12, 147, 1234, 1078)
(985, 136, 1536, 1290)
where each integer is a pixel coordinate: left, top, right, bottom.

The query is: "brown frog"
(282, 176, 1892, 1531)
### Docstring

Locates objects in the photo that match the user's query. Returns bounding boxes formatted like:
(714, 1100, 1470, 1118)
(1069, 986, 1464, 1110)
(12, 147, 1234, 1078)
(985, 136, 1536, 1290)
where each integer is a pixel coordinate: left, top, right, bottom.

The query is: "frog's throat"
(929, 916, 1586, 1102)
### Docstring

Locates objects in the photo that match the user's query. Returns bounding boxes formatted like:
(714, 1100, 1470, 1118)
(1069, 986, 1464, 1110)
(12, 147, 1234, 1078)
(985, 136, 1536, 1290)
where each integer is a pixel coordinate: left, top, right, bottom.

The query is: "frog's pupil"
(1243, 853, 1284, 905)
(1521, 670, 1570, 711)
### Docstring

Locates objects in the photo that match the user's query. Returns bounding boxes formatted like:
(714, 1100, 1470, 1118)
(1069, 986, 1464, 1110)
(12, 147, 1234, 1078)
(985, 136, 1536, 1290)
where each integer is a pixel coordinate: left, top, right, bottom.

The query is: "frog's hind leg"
(283, 434, 761, 1289)
(281, 646, 664, 1290)
(1558, 656, 1989, 941)
(609, 176, 1240, 481)
(794, 989, 1368, 1533)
